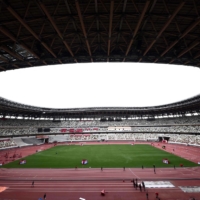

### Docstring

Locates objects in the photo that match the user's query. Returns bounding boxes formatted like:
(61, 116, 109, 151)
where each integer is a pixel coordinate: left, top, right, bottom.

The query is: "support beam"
(0, 53, 21, 69)
(184, 60, 190, 65)
(1, 45, 24, 61)
(12, 64, 19, 68)
(115, 9, 131, 58)
(142, 1, 185, 58)
(0, 56, 9, 63)
(192, 0, 199, 17)
(177, 41, 199, 58)
(64, 0, 82, 39)
(155, 17, 200, 62)
(94, 0, 100, 55)
(99, 0, 108, 13)
(38, 0, 76, 62)
(2, 0, 57, 58)
(0, 26, 40, 59)
(116, 0, 127, 43)
(170, 40, 200, 64)
(75, 0, 93, 62)
(53, 0, 61, 16)
(0, 66, 6, 70)
(108, 0, 114, 60)
(16, 1, 31, 39)
(0, 26, 16, 42)
(141, 0, 157, 30)
(194, 51, 200, 59)
(83, 0, 92, 14)
(123, 0, 150, 62)
(63, 2, 82, 63)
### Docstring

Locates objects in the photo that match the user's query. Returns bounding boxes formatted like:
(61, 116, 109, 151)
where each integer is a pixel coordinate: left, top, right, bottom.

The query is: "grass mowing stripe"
(2, 144, 198, 168)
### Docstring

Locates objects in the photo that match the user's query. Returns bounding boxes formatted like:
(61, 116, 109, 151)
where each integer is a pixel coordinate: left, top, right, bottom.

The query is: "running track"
(1, 167, 200, 200)
(0, 142, 200, 200)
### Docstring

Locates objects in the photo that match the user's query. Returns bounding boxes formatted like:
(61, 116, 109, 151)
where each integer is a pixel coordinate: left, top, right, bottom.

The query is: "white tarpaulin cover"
(144, 181, 175, 188)
(179, 186, 200, 193)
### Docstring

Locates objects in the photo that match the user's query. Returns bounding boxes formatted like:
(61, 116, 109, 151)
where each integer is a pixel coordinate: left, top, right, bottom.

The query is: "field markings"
(5, 190, 140, 193)
(1, 184, 133, 186)
(128, 168, 139, 179)
(4, 187, 181, 193)
(183, 167, 200, 175)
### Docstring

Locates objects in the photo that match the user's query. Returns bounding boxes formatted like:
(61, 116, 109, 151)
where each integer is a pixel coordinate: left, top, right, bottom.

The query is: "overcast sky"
(0, 62, 199, 109)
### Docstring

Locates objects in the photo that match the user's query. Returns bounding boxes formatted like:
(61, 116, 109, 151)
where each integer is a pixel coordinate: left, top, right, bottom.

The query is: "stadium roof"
(0, 0, 200, 71)
(1, 94, 200, 119)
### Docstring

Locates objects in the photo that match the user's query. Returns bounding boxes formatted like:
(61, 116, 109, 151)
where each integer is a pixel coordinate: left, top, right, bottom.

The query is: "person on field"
(133, 179, 135, 188)
(43, 193, 46, 199)
(139, 183, 142, 191)
(146, 191, 149, 199)
(32, 181, 34, 187)
(155, 192, 159, 198)
(142, 181, 145, 191)
(135, 182, 138, 190)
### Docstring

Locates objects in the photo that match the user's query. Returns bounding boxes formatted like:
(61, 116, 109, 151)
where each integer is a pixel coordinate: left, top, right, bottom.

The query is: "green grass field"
(3, 144, 198, 168)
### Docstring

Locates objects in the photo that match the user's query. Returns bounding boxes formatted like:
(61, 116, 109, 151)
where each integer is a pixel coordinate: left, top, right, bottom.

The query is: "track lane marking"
(128, 168, 140, 179)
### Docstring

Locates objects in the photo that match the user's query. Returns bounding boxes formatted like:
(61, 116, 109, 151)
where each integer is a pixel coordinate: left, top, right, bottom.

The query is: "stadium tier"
(1, 95, 200, 148)
(1, 116, 200, 148)
(1, 116, 200, 127)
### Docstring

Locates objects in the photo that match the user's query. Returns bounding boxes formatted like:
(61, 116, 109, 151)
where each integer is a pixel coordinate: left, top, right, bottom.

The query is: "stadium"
(1, 0, 200, 200)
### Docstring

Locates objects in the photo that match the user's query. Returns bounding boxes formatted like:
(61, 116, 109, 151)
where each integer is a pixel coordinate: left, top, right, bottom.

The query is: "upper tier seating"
(0, 115, 200, 128)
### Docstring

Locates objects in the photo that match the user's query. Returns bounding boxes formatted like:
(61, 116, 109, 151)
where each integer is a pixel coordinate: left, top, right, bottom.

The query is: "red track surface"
(0, 142, 200, 200)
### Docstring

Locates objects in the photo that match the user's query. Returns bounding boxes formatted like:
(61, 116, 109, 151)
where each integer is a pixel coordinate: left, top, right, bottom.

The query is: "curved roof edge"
(0, 94, 200, 119)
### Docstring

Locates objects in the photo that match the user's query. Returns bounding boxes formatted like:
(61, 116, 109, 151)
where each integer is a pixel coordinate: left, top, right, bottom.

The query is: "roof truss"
(0, 0, 200, 71)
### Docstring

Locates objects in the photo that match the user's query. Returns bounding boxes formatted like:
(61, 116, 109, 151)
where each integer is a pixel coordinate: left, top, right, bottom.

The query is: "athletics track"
(0, 142, 200, 200)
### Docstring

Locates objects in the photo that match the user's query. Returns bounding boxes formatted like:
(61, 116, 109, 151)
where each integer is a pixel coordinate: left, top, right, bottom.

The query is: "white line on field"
(128, 168, 139, 179)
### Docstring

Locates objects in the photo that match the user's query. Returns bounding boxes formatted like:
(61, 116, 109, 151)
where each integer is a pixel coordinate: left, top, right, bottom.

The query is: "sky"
(0, 62, 199, 109)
